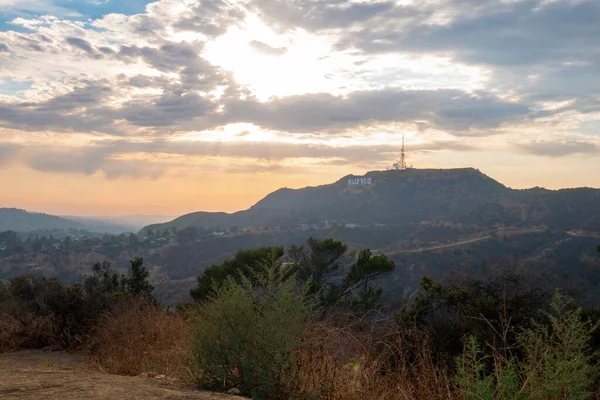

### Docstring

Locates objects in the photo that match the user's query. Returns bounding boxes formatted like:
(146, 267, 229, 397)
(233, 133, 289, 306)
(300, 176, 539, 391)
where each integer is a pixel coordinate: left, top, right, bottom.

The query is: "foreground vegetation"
(1, 237, 599, 399)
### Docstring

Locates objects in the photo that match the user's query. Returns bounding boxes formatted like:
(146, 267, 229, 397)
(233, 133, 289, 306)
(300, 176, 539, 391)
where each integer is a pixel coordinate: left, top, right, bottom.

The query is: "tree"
(190, 246, 284, 303)
(289, 238, 395, 311)
(335, 249, 396, 311)
(288, 237, 351, 292)
(400, 271, 551, 359)
(85, 261, 122, 295)
(125, 257, 154, 302)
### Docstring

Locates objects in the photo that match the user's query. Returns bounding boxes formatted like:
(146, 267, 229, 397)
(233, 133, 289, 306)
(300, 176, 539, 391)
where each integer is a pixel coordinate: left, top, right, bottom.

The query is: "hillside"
(0, 208, 132, 234)
(144, 168, 600, 234)
(144, 168, 510, 232)
(0, 208, 89, 233)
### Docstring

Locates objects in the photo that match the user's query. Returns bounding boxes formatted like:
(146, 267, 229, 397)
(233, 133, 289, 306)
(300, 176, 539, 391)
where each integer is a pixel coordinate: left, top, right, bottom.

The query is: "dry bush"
(88, 299, 194, 382)
(0, 310, 55, 351)
(295, 315, 454, 400)
(0, 313, 23, 351)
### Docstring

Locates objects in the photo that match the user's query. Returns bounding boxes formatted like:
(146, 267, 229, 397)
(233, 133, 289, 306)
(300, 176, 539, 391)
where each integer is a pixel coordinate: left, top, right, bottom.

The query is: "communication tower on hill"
(392, 132, 407, 171)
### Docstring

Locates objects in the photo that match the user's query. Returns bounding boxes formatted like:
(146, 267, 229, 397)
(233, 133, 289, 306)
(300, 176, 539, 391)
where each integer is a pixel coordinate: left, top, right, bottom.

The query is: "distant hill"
(0, 208, 88, 232)
(144, 168, 512, 232)
(0, 208, 131, 234)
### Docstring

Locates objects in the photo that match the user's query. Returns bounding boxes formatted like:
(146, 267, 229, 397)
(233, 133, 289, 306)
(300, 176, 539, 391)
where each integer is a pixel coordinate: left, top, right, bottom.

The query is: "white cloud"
(0, 0, 599, 186)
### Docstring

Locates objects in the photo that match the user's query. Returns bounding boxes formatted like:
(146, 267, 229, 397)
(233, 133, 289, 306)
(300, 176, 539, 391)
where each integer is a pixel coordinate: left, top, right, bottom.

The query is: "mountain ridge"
(0, 208, 132, 234)
(142, 168, 518, 232)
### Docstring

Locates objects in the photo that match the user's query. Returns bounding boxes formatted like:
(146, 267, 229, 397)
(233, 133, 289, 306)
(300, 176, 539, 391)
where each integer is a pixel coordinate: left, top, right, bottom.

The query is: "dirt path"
(0, 350, 244, 400)
(387, 235, 492, 255)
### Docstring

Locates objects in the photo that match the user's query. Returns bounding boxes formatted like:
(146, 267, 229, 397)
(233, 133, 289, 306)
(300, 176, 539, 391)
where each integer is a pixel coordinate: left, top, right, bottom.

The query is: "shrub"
(88, 298, 193, 381)
(0, 257, 157, 351)
(190, 256, 314, 399)
(297, 319, 453, 400)
(455, 291, 599, 400)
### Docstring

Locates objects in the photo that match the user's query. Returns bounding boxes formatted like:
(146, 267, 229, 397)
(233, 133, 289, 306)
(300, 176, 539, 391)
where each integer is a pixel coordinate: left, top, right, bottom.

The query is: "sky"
(0, 0, 599, 216)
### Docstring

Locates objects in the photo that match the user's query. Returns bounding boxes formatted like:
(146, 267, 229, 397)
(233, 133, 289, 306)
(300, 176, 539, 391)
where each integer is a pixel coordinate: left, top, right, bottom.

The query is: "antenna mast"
(393, 132, 407, 170)
(400, 132, 406, 170)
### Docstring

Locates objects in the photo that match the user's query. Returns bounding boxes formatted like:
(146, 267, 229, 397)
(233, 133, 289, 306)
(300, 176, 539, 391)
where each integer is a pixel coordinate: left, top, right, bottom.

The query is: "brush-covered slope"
(143, 168, 510, 232)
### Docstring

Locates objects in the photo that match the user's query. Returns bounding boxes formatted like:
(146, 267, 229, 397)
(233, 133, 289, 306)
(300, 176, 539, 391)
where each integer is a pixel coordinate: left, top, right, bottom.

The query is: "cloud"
(218, 88, 531, 134)
(66, 37, 95, 54)
(173, 0, 245, 38)
(513, 140, 600, 157)
(333, 0, 600, 102)
(0, 80, 116, 133)
(248, 0, 395, 32)
(0, 0, 82, 17)
(249, 40, 287, 56)
(21, 145, 166, 179)
(0, 0, 599, 188)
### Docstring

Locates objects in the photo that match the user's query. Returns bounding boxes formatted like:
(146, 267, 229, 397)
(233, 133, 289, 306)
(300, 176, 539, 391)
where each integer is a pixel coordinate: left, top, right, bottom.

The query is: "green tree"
(288, 237, 351, 291)
(289, 238, 395, 310)
(336, 248, 396, 311)
(124, 257, 154, 302)
(190, 246, 284, 303)
(85, 260, 122, 295)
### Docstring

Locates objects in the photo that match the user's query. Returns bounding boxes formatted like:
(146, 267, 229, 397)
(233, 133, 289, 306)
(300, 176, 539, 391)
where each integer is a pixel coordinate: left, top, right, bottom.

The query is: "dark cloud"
(117, 42, 230, 91)
(336, 1, 600, 64)
(66, 37, 95, 54)
(120, 91, 216, 127)
(332, 0, 600, 103)
(0, 43, 9, 53)
(249, 0, 395, 32)
(97, 46, 115, 55)
(22, 146, 165, 180)
(218, 88, 530, 134)
(249, 40, 287, 56)
(173, 0, 245, 37)
(0, 78, 531, 136)
(514, 140, 600, 157)
(0, 81, 116, 133)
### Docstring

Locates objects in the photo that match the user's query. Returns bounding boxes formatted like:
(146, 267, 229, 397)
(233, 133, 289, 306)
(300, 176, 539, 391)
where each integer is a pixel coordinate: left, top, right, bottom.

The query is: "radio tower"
(393, 132, 407, 170)
(400, 132, 407, 170)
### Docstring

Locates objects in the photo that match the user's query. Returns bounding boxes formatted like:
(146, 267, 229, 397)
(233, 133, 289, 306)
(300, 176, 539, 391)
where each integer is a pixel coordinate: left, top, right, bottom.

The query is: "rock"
(226, 387, 242, 395)
(155, 374, 166, 380)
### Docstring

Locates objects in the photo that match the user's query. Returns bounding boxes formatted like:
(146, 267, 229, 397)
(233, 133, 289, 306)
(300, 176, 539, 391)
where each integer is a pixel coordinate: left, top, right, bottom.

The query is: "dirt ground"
(0, 350, 244, 400)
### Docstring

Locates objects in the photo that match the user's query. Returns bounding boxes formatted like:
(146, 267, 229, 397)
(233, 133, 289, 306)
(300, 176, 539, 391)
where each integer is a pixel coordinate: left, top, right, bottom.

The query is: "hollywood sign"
(348, 177, 372, 186)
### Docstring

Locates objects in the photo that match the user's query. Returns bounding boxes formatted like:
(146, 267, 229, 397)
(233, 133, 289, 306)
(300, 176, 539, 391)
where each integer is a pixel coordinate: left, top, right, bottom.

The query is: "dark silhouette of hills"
(0, 208, 89, 232)
(0, 208, 131, 233)
(144, 168, 513, 231)
(143, 168, 600, 233)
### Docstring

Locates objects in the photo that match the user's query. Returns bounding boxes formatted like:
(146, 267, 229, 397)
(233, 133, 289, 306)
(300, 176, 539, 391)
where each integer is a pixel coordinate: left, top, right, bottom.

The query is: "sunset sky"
(0, 0, 599, 216)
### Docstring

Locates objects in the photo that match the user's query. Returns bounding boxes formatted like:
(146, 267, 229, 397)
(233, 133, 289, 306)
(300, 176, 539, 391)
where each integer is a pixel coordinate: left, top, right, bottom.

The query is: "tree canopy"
(190, 246, 284, 303)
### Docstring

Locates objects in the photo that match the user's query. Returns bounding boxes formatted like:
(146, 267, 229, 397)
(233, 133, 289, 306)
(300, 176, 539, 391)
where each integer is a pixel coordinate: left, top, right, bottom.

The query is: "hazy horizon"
(4, 166, 600, 218)
(1, 0, 599, 216)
